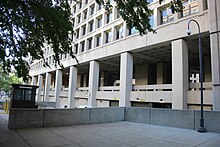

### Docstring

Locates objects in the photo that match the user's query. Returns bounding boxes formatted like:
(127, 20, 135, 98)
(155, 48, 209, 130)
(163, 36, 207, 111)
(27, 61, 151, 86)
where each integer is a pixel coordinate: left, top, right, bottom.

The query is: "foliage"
(0, 0, 75, 82)
(0, 66, 22, 94)
(0, 0, 182, 81)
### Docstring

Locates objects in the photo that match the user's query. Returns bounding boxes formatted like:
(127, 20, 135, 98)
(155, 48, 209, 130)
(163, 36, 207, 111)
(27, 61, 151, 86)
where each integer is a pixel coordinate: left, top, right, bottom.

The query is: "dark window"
(74, 44, 78, 54)
(79, 1, 82, 9)
(82, 25, 86, 36)
(88, 38, 93, 50)
(96, 35, 101, 47)
(81, 41, 85, 52)
(90, 5, 95, 15)
(89, 21, 94, 32)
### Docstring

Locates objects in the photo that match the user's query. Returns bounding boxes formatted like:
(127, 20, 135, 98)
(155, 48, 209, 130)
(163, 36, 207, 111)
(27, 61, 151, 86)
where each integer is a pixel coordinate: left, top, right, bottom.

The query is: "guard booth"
(10, 84, 38, 108)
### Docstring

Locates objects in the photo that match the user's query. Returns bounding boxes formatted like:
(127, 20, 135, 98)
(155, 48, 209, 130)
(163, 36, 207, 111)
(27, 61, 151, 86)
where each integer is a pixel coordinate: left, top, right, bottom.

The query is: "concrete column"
(209, 0, 220, 110)
(135, 64, 148, 85)
(54, 70, 62, 108)
(119, 52, 133, 107)
(36, 75, 43, 101)
(68, 66, 77, 108)
(31, 76, 37, 85)
(157, 62, 164, 84)
(88, 61, 99, 107)
(44, 72, 51, 102)
(172, 39, 189, 109)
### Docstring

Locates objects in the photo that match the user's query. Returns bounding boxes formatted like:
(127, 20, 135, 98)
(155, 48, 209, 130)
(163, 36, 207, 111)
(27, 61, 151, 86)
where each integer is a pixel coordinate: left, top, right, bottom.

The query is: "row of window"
(72, 5, 120, 28)
(160, 0, 208, 24)
(73, 10, 121, 40)
(73, 24, 141, 55)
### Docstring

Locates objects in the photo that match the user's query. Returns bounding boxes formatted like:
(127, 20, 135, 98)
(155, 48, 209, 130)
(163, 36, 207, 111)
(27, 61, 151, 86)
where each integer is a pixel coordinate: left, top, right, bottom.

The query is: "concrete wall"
(125, 107, 150, 124)
(8, 109, 44, 129)
(8, 107, 124, 129)
(90, 107, 124, 124)
(195, 110, 220, 132)
(8, 107, 220, 133)
(150, 108, 194, 129)
(125, 107, 220, 132)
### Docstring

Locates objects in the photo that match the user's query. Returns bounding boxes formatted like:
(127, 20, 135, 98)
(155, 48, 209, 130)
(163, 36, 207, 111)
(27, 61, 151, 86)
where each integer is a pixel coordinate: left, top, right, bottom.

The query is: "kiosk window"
(24, 90, 32, 101)
(14, 89, 22, 100)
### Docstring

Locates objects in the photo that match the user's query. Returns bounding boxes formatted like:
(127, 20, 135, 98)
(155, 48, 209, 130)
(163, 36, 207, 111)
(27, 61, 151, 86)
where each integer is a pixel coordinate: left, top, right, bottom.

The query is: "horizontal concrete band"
(8, 107, 220, 133)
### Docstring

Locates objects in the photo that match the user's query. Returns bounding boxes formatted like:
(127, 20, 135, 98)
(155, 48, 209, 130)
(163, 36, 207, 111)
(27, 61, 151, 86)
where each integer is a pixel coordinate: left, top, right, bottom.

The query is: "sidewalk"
(0, 112, 220, 147)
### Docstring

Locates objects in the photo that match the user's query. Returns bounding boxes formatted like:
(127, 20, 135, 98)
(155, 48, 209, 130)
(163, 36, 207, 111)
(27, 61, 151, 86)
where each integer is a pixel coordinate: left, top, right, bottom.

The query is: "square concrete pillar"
(172, 39, 189, 109)
(157, 62, 164, 84)
(36, 75, 43, 102)
(120, 52, 133, 107)
(68, 66, 77, 108)
(209, 0, 220, 110)
(55, 70, 62, 108)
(44, 72, 51, 102)
(135, 64, 148, 85)
(88, 61, 99, 107)
(210, 33, 220, 110)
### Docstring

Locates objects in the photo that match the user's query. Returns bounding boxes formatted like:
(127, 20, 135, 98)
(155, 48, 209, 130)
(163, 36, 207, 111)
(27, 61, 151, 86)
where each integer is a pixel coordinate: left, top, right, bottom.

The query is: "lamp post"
(187, 19, 207, 133)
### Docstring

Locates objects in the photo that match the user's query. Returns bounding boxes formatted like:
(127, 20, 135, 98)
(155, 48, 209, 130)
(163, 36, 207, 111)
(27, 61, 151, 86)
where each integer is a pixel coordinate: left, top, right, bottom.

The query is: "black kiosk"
(11, 84, 38, 108)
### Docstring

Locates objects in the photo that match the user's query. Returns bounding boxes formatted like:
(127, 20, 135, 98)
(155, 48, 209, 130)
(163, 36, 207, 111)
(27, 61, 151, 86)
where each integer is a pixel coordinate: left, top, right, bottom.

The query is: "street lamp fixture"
(187, 19, 207, 133)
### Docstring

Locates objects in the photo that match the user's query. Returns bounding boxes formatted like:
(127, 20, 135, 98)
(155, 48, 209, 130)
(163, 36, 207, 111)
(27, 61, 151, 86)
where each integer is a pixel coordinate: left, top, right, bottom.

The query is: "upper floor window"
(115, 7, 120, 19)
(98, 3, 103, 11)
(79, 1, 82, 9)
(82, 25, 86, 36)
(90, 4, 95, 15)
(115, 24, 123, 40)
(105, 30, 112, 44)
(72, 5, 76, 14)
(128, 27, 138, 35)
(150, 14, 154, 28)
(80, 41, 85, 52)
(85, 0, 88, 5)
(181, 0, 198, 17)
(77, 14, 81, 24)
(87, 37, 93, 50)
(83, 10, 88, 20)
(96, 34, 102, 47)
(106, 11, 112, 24)
(160, 7, 174, 24)
(97, 16, 102, 28)
(203, 0, 208, 10)
(89, 20, 94, 32)
(76, 28, 80, 39)
(74, 44, 78, 54)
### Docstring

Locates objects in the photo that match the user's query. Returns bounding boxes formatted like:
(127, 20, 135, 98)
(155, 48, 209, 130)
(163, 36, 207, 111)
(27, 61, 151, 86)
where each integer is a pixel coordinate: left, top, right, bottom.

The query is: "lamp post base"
(198, 118, 207, 133)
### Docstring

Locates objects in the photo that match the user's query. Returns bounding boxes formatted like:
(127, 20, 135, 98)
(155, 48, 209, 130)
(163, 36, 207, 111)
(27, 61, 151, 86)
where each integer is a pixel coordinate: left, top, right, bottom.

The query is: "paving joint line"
(14, 129, 33, 147)
(46, 127, 83, 147)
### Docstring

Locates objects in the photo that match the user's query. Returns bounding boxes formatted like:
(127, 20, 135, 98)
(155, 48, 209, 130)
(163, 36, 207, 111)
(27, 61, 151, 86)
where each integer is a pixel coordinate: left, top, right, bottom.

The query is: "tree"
(0, 66, 22, 94)
(0, 0, 182, 81)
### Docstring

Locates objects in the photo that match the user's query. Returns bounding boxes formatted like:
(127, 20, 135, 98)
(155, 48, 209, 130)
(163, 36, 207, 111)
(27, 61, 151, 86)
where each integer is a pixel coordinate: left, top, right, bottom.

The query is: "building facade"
(28, 0, 220, 110)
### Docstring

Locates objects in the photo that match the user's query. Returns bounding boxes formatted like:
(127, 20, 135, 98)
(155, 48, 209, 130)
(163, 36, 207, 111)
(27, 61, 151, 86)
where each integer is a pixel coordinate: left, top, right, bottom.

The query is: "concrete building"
(27, 0, 220, 110)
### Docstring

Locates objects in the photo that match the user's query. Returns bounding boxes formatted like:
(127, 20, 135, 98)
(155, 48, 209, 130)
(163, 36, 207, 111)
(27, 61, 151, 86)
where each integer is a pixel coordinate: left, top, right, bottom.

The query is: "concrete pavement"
(0, 112, 220, 147)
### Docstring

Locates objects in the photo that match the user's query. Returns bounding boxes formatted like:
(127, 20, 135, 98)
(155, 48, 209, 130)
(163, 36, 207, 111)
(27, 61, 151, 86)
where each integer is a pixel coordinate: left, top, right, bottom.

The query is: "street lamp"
(187, 19, 207, 133)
